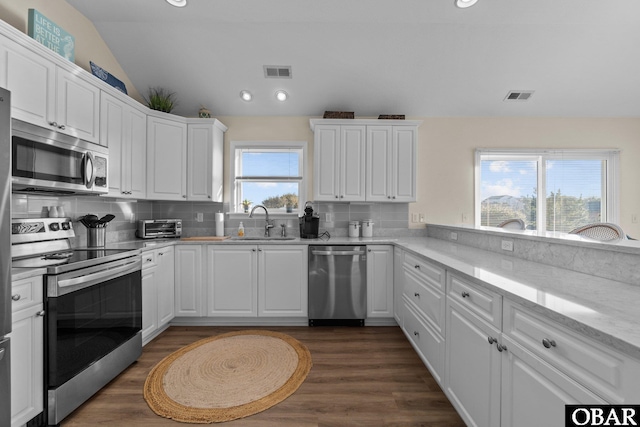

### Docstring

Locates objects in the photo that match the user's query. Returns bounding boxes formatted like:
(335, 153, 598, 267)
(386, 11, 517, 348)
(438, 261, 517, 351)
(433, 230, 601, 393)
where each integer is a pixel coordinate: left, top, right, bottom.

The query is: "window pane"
(545, 159, 604, 233)
(241, 182, 299, 211)
(480, 159, 538, 228)
(241, 151, 299, 177)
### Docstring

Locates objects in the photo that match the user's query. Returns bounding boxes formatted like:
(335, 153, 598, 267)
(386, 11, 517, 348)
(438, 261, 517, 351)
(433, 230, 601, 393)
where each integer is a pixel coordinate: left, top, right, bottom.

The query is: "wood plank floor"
(62, 326, 465, 427)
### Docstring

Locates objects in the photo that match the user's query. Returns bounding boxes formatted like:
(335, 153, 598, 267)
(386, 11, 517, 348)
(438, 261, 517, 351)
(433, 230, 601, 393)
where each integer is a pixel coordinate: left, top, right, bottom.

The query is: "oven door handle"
(56, 258, 141, 294)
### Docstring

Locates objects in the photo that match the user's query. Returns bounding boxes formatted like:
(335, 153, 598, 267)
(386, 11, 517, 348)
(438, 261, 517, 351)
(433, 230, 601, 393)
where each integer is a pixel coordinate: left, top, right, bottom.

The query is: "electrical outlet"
(462, 212, 469, 222)
(411, 213, 419, 223)
(419, 213, 425, 223)
(196, 212, 204, 222)
(501, 240, 514, 252)
(633, 214, 638, 224)
(450, 232, 458, 241)
(325, 213, 333, 222)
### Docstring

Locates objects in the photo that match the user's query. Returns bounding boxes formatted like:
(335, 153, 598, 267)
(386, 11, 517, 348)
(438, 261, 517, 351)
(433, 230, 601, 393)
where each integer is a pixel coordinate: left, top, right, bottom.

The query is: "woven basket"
(378, 114, 405, 120)
(323, 111, 354, 119)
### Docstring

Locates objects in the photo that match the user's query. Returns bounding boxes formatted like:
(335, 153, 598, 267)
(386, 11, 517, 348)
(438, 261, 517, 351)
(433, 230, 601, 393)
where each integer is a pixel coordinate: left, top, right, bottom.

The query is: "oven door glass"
(47, 270, 142, 387)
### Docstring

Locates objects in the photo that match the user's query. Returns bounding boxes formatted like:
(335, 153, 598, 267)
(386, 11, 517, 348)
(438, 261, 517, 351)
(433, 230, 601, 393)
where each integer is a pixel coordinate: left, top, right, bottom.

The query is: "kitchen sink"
(230, 236, 296, 241)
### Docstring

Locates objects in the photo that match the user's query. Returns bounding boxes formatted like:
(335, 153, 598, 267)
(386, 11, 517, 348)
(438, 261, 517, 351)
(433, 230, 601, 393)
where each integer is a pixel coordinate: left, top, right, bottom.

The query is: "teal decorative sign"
(27, 9, 75, 62)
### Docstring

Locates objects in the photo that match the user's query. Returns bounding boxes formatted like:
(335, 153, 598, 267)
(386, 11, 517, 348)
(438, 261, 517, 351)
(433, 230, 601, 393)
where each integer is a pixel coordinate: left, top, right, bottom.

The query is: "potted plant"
(144, 87, 177, 113)
(282, 193, 298, 213)
(242, 199, 252, 213)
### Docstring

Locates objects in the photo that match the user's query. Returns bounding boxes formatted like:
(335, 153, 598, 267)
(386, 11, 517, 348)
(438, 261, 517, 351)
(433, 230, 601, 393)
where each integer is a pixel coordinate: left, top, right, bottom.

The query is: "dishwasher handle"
(311, 249, 366, 256)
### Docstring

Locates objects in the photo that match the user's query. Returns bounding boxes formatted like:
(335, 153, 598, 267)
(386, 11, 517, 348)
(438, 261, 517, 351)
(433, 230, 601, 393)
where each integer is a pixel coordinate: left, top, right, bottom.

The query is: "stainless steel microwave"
(11, 119, 108, 195)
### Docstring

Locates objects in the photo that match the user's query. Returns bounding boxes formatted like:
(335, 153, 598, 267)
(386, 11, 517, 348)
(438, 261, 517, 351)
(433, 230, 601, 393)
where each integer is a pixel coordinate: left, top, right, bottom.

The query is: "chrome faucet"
(249, 204, 274, 237)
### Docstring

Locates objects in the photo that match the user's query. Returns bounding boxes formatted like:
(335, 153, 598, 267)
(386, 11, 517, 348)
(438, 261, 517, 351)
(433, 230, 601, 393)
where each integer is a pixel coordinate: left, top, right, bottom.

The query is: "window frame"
(474, 149, 620, 232)
(229, 140, 307, 216)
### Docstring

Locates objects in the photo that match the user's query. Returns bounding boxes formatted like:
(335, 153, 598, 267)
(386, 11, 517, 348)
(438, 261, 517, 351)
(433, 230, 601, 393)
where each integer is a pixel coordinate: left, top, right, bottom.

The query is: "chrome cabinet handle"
(146, 258, 153, 262)
(392, 196, 396, 199)
(461, 291, 470, 298)
(36, 310, 45, 317)
(488, 336, 497, 345)
(335, 195, 339, 199)
(252, 248, 256, 252)
(49, 121, 58, 127)
(414, 292, 420, 297)
(542, 338, 557, 349)
(58, 124, 66, 130)
(182, 195, 187, 198)
(208, 195, 211, 199)
(414, 264, 420, 269)
(11, 294, 21, 301)
(387, 196, 391, 199)
(413, 331, 419, 337)
(497, 343, 507, 352)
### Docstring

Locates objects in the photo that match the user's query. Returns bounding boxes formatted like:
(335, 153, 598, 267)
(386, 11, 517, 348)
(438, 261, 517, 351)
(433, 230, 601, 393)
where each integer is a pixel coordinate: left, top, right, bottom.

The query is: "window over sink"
(475, 149, 620, 233)
(230, 141, 307, 214)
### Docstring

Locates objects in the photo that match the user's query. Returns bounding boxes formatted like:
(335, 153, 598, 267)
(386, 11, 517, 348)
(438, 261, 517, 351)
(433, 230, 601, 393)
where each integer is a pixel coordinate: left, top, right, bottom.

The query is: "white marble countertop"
(13, 235, 640, 359)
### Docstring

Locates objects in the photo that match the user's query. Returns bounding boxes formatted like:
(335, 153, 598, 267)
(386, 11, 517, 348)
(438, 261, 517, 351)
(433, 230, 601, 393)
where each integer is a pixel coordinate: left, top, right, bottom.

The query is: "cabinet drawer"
(141, 250, 157, 269)
(504, 300, 640, 403)
(403, 297, 445, 385)
(403, 268, 445, 334)
(403, 252, 445, 292)
(11, 276, 43, 312)
(447, 273, 501, 328)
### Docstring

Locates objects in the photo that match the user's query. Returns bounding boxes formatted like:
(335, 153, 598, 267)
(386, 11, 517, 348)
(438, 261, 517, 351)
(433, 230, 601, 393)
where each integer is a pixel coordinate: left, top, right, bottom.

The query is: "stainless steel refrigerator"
(0, 87, 12, 427)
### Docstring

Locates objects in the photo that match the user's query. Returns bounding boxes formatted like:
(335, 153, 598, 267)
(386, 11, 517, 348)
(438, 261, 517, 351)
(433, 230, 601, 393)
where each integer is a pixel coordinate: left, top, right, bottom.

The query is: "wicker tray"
(378, 115, 405, 120)
(323, 111, 354, 119)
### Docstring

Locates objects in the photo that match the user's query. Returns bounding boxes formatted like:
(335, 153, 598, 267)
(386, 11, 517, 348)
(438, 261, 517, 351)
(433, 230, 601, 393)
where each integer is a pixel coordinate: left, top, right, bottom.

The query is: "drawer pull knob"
(413, 331, 419, 337)
(36, 310, 45, 317)
(414, 292, 420, 297)
(146, 258, 153, 262)
(414, 265, 420, 269)
(11, 294, 21, 301)
(496, 343, 507, 352)
(461, 291, 470, 298)
(488, 336, 497, 345)
(542, 338, 556, 349)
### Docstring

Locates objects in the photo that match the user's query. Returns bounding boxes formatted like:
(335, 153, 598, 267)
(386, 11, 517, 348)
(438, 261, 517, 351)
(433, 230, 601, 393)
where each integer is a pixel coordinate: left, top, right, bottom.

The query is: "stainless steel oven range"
(11, 218, 142, 426)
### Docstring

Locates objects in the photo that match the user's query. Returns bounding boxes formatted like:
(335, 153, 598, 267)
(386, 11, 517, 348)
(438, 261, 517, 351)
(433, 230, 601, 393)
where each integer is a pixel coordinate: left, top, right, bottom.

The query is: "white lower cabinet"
(141, 247, 175, 345)
(10, 275, 44, 427)
(206, 244, 308, 318)
(393, 248, 404, 325)
(366, 245, 394, 318)
(175, 245, 204, 317)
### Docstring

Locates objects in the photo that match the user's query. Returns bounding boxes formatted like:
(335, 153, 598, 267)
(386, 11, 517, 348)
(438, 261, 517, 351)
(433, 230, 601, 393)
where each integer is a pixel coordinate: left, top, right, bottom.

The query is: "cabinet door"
(366, 245, 394, 318)
(0, 35, 55, 127)
(445, 299, 501, 427)
(313, 125, 341, 201)
(147, 116, 187, 200)
(500, 336, 605, 427)
(156, 246, 175, 327)
(56, 68, 100, 143)
(141, 265, 158, 344)
(101, 92, 125, 193)
(340, 125, 366, 201)
(258, 245, 308, 317)
(391, 126, 417, 202)
(126, 105, 148, 199)
(10, 306, 44, 427)
(175, 245, 203, 317)
(207, 245, 257, 317)
(366, 126, 392, 201)
(187, 122, 224, 202)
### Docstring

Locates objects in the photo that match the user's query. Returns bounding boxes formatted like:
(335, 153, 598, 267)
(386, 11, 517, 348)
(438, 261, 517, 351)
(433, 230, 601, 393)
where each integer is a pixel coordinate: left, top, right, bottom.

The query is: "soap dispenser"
(238, 222, 245, 237)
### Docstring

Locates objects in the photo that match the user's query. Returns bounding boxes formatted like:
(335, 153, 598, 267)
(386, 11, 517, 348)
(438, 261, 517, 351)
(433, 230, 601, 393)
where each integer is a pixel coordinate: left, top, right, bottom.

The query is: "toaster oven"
(136, 219, 182, 239)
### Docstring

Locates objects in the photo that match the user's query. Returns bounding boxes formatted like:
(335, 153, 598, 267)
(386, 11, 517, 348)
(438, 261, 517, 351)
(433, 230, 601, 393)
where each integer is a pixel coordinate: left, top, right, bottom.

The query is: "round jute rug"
(143, 330, 312, 423)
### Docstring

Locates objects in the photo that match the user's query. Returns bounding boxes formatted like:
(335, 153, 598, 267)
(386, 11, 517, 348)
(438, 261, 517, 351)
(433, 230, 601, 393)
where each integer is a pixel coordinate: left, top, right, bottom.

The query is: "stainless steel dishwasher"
(308, 245, 367, 326)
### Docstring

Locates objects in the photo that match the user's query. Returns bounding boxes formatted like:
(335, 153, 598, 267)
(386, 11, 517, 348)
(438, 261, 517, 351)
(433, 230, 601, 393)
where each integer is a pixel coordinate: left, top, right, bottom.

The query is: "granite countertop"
(12, 235, 640, 359)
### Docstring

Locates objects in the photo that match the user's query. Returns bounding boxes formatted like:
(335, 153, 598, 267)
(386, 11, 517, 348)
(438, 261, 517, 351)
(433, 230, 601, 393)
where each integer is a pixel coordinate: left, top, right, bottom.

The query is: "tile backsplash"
(11, 195, 424, 245)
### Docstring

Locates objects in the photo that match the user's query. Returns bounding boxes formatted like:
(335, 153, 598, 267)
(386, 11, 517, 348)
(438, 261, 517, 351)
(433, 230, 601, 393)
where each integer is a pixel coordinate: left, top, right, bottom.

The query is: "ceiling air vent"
(263, 65, 292, 79)
(504, 90, 534, 101)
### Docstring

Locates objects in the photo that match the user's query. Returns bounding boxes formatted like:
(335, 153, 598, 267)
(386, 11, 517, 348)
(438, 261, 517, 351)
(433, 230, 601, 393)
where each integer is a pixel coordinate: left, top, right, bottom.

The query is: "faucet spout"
(249, 204, 274, 237)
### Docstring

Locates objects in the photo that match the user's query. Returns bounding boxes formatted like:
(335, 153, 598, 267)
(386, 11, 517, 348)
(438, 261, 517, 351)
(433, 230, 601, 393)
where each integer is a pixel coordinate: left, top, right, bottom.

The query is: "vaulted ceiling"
(67, 0, 640, 118)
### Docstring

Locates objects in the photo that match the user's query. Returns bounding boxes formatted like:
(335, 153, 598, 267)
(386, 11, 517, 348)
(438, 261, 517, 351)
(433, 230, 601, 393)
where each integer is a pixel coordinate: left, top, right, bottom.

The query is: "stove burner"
(43, 252, 74, 260)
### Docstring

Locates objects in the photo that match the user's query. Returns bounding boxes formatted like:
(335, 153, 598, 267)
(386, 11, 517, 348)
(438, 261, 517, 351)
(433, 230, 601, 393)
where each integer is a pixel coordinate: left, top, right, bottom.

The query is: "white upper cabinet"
(187, 120, 227, 202)
(313, 124, 366, 201)
(146, 114, 188, 201)
(0, 33, 100, 143)
(311, 119, 420, 202)
(101, 92, 147, 199)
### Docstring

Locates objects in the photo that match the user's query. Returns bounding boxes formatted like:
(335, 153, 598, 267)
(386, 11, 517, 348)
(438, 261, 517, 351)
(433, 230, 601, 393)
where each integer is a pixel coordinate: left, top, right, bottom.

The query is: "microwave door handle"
(84, 151, 96, 189)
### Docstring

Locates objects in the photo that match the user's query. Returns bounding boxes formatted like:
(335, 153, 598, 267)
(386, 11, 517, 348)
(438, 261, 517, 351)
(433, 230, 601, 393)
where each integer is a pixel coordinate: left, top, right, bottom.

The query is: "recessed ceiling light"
(275, 90, 288, 102)
(455, 0, 478, 8)
(166, 0, 187, 7)
(240, 90, 253, 102)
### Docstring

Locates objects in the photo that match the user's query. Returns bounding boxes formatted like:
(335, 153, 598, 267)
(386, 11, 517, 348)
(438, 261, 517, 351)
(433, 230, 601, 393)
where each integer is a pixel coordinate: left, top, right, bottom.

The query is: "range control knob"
(49, 222, 60, 231)
(61, 222, 71, 230)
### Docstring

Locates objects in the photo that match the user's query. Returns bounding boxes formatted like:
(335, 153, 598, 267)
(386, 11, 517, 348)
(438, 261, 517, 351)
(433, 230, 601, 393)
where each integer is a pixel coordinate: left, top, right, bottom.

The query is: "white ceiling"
(67, 0, 640, 118)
